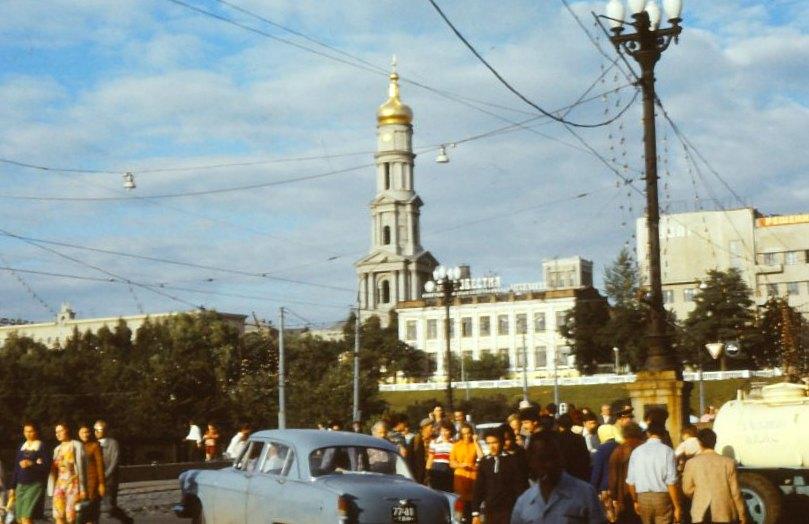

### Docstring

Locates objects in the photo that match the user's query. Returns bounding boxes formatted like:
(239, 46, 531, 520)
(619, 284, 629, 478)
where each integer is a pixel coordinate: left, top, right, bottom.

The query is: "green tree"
(682, 269, 755, 370)
(559, 294, 611, 375)
(449, 353, 509, 381)
(750, 298, 807, 377)
(599, 248, 649, 371)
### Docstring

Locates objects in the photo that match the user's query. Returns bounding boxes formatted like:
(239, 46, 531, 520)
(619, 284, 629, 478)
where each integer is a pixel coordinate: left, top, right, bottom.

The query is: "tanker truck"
(713, 381, 809, 524)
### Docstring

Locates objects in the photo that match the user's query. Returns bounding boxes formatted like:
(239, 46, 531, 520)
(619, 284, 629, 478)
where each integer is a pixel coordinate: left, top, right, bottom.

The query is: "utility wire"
(0, 227, 202, 309)
(0, 254, 57, 315)
(0, 266, 350, 310)
(0, 162, 374, 201)
(427, 0, 636, 128)
(0, 230, 354, 293)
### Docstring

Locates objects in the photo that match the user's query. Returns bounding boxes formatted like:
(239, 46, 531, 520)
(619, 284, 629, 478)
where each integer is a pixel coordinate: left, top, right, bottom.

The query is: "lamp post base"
(626, 370, 692, 447)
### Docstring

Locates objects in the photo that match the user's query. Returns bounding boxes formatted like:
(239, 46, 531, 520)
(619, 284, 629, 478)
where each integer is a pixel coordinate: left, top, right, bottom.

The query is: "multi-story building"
(0, 303, 247, 348)
(637, 208, 809, 321)
(396, 258, 603, 380)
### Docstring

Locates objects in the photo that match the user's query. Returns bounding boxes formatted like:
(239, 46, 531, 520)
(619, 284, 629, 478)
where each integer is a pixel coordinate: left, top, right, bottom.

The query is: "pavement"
(20, 480, 181, 523)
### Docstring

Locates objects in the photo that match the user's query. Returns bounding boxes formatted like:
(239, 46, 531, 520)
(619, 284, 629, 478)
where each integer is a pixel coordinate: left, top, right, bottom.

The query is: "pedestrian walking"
(409, 418, 433, 485)
(225, 424, 252, 460)
(202, 423, 221, 461)
(450, 423, 481, 521)
(471, 428, 528, 524)
(675, 425, 700, 473)
(591, 424, 620, 522)
(682, 429, 747, 524)
(183, 420, 203, 461)
(625, 423, 682, 524)
(426, 422, 454, 492)
(8, 422, 49, 524)
(94, 420, 121, 520)
(557, 414, 592, 481)
(49, 422, 88, 524)
(78, 425, 105, 524)
(608, 422, 645, 524)
(599, 404, 614, 426)
(510, 431, 605, 523)
(502, 425, 529, 485)
(582, 412, 601, 454)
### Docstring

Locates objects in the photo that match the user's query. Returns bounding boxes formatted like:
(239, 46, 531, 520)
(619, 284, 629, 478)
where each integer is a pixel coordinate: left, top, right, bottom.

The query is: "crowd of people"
(361, 401, 747, 524)
(0, 420, 121, 524)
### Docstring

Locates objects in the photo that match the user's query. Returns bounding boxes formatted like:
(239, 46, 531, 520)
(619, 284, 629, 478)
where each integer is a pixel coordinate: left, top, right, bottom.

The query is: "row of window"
(764, 281, 808, 297)
(760, 250, 808, 266)
(404, 311, 568, 340)
(432, 346, 572, 370)
(662, 281, 809, 304)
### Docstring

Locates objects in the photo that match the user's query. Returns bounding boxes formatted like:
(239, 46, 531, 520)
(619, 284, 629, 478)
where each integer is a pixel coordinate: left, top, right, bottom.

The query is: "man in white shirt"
(225, 424, 251, 460)
(626, 423, 681, 524)
(183, 420, 202, 462)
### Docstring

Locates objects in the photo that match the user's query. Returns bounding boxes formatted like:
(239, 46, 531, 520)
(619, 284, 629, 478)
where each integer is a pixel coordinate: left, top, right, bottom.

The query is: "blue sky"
(0, 0, 807, 326)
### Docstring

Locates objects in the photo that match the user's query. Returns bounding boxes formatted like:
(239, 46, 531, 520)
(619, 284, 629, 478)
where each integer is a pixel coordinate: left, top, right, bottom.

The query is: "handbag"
(75, 500, 92, 523)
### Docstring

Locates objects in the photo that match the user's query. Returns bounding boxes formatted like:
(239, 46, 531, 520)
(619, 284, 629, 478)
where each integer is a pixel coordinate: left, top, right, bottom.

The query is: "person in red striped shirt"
(426, 422, 455, 492)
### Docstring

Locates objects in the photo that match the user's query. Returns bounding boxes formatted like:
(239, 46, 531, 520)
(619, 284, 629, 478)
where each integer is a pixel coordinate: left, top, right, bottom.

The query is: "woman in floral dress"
(49, 423, 87, 524)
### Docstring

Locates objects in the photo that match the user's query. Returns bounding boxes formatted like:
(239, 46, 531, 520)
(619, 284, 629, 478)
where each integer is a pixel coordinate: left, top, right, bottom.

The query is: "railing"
(378, 369, 783, 392)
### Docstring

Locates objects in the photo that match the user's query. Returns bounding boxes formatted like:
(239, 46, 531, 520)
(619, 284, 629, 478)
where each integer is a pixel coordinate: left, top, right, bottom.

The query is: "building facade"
(637, 208, 809, 321)
(396, 258, 601, 380)
(0, 303, 247, 348)
(354, 61, 437, 327)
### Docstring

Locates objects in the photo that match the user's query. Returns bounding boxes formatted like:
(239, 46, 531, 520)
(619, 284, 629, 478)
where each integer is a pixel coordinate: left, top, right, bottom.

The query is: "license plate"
(391, 502, 417, 523)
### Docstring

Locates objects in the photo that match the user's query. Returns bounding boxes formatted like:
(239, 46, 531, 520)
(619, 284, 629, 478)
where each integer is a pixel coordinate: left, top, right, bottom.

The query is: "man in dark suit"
(471, 428, 528, 524)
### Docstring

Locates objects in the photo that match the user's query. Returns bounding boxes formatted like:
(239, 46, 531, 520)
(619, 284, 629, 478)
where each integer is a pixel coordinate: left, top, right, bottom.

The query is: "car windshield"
(309, 446, 413, 479)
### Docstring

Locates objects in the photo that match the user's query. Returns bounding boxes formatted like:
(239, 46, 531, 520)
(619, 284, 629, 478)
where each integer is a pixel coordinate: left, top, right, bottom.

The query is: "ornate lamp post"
(604, 0, 683, 372)
(425, 265, 463, 411)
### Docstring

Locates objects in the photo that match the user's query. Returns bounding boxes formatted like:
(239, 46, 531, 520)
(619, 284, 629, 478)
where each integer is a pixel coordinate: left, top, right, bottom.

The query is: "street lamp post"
(605, 0, 683, 372)
(521, 334, 529, 403)
(425, 265, 463, 411)
(613, 346, 620, 374)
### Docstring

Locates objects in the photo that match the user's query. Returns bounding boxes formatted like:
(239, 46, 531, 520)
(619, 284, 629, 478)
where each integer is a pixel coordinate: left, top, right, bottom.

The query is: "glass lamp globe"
(606, 0, 625, 29)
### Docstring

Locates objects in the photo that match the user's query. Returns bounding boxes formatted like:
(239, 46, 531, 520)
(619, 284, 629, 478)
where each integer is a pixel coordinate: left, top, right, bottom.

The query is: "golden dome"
(377, 60, 412, 126)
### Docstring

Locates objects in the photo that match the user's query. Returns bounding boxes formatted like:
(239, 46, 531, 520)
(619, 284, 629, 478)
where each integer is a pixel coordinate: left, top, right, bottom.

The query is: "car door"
(247, 440, 322, 524)
(213, 439, 266, 523)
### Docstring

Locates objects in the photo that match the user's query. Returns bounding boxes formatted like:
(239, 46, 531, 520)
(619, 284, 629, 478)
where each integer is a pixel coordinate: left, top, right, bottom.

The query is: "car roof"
(251, 429, 398, 454)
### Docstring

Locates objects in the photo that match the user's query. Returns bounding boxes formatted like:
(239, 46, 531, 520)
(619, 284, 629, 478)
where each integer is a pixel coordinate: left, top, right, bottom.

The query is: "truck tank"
(713, 381, 809, 524)
(714, 382, 809, 468)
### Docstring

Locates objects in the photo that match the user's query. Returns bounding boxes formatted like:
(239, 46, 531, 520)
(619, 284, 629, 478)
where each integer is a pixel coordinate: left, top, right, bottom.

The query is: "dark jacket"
(409, 435, 429, 485)
(10, 441, 49, 488)
(558, 429, 591, 481)
(472, 453, 529, 514)
(590, 439, 618, 491)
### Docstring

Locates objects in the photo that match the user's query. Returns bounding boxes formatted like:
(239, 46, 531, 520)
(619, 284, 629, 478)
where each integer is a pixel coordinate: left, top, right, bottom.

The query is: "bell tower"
(355, 58, 438, 326)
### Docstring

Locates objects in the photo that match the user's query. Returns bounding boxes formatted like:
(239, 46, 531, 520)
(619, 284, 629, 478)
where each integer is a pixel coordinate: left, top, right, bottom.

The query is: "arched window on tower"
(383, 226, 391, 245)
(381, 280, 391, 304)
(383, 163, 391, 190)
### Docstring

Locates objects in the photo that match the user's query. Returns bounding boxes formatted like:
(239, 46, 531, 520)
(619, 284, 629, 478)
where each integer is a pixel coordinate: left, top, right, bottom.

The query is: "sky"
(0, 0, 807, 327)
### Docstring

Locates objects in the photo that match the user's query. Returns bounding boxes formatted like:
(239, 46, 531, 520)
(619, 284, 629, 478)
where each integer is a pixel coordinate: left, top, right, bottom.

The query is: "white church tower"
(355, 59, 438, 326)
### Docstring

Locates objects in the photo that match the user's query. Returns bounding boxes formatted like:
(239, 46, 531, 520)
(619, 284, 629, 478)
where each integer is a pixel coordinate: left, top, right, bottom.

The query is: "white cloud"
(0, 0, 806, 323)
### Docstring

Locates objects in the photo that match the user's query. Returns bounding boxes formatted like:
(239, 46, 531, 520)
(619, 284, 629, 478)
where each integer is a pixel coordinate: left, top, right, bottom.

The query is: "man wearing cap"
(409, 418, 434, 485)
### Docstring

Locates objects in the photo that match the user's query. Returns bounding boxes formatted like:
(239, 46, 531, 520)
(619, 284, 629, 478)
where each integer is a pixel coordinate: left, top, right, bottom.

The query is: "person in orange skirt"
(450, 423, 482, 522)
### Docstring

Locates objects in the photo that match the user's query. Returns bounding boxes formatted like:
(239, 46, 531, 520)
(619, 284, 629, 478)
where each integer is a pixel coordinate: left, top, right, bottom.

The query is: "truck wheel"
(738, 472, 782, 524)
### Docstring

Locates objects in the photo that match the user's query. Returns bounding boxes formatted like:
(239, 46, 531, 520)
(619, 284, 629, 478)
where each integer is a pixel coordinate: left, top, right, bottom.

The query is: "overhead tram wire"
(0, 227, 202, 309)
(0, 81, 635, 187)
(0, 230, 354, 293)
(0, 266, 349, 310)
(426, 0, 636, 129)
(0, 162, 375, 202)
(165, 0, 640, 163)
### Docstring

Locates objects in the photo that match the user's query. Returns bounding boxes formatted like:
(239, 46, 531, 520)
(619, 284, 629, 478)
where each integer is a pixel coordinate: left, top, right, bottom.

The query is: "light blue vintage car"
(174, 429, 462, 523)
